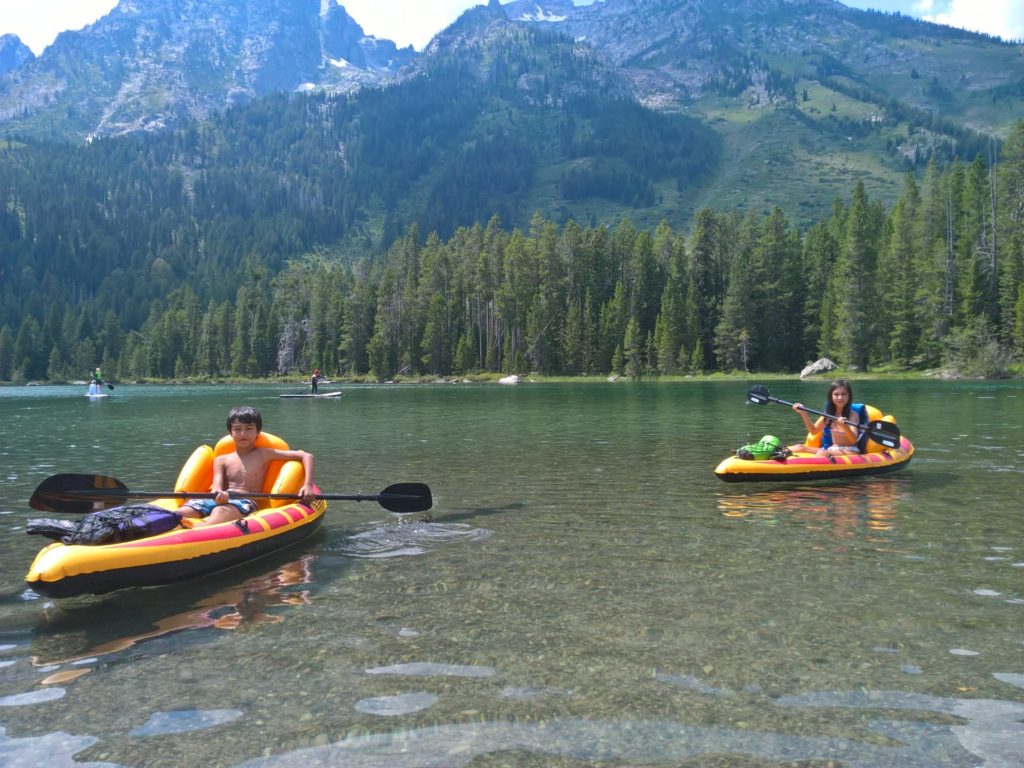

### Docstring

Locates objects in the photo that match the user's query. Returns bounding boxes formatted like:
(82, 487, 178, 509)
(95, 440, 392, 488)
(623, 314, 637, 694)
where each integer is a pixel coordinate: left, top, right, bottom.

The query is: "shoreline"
(5, 368, 1021, 387)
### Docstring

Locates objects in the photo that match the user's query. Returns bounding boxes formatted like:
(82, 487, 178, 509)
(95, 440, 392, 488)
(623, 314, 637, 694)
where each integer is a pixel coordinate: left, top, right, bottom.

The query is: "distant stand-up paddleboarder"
(88, 367, 104, 396)
(310, 369, 321, 395)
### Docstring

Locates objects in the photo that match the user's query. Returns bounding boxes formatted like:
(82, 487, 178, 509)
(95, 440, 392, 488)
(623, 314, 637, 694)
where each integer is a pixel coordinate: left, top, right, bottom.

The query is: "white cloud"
(8, 0, 1015, 59)
(919, 0, 1024, 41)
(1, 1, 491, 55)
(0, 0, 118, 54)
(334, 0, 481, 50)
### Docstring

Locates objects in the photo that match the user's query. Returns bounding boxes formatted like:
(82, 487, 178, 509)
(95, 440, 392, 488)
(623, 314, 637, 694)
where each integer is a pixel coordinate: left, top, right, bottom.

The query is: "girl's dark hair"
(227, 406, 262, 432)
(825, 379, 852, 418)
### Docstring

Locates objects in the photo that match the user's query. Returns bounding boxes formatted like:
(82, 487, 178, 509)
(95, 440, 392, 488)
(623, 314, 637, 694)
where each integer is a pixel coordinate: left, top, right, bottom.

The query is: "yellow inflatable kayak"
(25, 432, 325, 598)
(716, 393, 913, 482)
(715, 435, 914, 482)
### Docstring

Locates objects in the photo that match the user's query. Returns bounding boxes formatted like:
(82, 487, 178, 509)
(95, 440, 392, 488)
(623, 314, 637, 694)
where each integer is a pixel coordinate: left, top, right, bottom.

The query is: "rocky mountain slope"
(0, 35, 34, 76)
(0, 0, 414, 140)
(502, 0, 1021, 125)
(1, 0, 1021, 222)
(499, 0, 1024, 211)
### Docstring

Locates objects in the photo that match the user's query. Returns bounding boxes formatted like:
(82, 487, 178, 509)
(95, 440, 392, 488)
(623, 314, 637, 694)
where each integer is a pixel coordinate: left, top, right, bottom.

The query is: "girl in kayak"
(789, 379, 867, 455)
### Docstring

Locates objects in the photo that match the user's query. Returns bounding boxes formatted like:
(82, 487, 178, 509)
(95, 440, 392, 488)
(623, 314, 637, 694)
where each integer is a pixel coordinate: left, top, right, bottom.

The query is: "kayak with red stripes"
(714, 384, 913, 482)
(25, 433, 327, 598)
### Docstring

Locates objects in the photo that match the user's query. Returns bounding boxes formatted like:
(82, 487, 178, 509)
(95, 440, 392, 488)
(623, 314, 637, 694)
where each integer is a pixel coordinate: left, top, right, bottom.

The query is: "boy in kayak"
(180, 406, 316, 526)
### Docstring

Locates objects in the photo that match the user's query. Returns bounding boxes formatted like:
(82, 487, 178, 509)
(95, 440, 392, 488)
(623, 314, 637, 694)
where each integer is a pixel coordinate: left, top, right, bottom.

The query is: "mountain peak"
(0, 0, 414, 141)
(0, 34, 34, 76)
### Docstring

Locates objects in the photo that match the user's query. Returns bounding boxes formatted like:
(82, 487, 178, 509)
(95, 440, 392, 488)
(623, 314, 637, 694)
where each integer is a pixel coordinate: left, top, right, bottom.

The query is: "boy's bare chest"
(222, 451, 269, 491)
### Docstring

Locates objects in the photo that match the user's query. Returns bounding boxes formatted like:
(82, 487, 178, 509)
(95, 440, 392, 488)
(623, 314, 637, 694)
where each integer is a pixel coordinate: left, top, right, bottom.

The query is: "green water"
(0, 380, 1022, 767)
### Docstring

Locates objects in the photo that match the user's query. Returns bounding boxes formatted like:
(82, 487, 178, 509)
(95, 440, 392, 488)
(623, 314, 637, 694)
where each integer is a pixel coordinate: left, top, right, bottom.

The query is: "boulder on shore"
(498, 374, 520, 385)
(800, 358, 837, 379)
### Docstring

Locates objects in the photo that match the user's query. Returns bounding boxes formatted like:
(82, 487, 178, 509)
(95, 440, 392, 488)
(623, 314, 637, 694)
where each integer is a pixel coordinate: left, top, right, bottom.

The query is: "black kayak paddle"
(30, 474, 432, 515)
(746, 384, 901, 449)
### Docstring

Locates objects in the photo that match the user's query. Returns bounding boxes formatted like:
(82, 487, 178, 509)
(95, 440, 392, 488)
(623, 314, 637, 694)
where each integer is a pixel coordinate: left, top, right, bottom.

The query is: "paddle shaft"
(57, 489, 406, 503)
(30, 475, 432, 514)
(747, 385, 901, 448)
(766, 393, 862, 428)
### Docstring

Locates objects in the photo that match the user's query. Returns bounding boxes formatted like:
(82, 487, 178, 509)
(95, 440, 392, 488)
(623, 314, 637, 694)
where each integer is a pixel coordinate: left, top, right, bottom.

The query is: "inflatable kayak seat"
(802, 405, 897, 454)
(212, 432, 305, 510)
(157, 432, 305, 512)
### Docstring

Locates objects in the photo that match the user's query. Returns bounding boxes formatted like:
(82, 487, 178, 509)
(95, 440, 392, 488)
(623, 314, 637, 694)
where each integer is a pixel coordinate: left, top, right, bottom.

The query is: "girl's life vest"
(821, 402, 869, 451)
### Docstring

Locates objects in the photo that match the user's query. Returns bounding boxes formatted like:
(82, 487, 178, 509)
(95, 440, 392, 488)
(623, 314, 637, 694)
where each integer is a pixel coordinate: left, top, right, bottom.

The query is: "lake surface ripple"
(0, 380, 1022, 767)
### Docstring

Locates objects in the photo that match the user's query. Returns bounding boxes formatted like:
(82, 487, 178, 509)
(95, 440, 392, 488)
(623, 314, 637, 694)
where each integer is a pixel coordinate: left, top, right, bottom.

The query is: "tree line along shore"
(2, 121, 1023, 384)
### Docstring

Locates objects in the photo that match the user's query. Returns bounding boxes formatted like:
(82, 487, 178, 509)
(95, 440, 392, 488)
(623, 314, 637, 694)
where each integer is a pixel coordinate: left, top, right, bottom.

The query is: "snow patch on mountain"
(515, 4, 568, 23)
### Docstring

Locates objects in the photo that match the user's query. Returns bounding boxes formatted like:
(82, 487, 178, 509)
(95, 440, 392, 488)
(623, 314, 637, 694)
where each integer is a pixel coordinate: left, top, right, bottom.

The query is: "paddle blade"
(746, 384, 771, 405)
(377, 482, 432, 513)
(30, 474, 130, 514)
(866, 420, 901, 450)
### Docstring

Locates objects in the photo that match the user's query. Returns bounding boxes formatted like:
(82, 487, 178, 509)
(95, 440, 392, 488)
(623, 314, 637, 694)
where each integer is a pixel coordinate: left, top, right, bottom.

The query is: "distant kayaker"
(310, 368, 321, 395)
(789, 379, 867, 455)
(180, 406, 316, 526)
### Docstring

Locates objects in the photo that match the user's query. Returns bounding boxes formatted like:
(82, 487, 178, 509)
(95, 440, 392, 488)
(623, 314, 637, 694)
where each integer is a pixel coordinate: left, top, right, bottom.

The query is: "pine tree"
(714, 211, 758, 371)
(998, 121, 1024, 351)
(421, 293, 449, 375)
(833, 182, 877, 370)
(561, 299, 585, 375)
(342, 276, 375, 376)
(687, 208, 724, 367)
(957, 155, 991, 323)
(623, 316, 642, 378)
(915, 159, 949, 363)
(879, 172, 923, 366)
(597, 281, 627, 373)
(756, 208, 803, 371)
(368, 268, 401, 381)
(0, 326, 14, 381)
(13, 316, 44, 381)
(801, 222, 838, 361)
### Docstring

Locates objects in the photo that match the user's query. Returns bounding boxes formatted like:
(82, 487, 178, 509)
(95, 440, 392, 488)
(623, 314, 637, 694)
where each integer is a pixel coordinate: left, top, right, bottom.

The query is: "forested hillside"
(1, 3, 1022, 382)
(2, 120, 1021, 382)
(0, 23, 724, 381)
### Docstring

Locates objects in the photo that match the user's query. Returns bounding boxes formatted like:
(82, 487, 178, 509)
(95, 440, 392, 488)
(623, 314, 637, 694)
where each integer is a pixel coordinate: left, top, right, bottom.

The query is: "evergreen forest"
(2, 119, 1023, 382)
(0, 22, 1021, 382)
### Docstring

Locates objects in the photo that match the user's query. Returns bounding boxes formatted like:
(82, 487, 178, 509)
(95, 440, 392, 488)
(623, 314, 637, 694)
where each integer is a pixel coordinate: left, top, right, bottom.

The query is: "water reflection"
(716, 477, 912, 541)
(28, 554, 317, 679)
(2, 382, 1022, 767)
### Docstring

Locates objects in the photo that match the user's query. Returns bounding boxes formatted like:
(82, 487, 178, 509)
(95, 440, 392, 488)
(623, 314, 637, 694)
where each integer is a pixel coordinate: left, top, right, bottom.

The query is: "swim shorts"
(182, 498, 258, 517)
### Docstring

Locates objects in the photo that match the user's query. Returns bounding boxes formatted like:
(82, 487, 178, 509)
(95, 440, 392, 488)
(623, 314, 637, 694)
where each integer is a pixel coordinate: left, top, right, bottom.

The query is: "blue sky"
(2, 0, 1022, 56)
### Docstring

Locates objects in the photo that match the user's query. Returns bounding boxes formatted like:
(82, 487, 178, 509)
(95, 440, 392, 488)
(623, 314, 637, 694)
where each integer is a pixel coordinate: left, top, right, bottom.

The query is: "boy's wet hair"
(227, 406, 262, 432)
